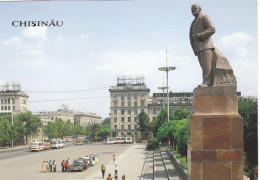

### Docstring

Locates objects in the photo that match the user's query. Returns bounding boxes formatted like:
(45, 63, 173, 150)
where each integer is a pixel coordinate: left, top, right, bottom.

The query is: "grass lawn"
(173, 150, 188, 169)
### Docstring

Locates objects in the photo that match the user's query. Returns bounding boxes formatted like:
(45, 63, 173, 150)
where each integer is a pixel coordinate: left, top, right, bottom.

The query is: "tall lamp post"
(158, 45, 176, 148)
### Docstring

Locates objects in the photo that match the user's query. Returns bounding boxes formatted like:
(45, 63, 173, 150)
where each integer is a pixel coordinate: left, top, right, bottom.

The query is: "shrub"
(146, 137, 159, 150)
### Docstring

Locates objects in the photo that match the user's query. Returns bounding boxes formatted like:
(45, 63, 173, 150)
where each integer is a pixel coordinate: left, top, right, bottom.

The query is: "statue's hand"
(193, 33, 201, 40)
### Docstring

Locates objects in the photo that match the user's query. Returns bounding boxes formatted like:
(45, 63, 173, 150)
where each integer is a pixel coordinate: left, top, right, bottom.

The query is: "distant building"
(0, 82, 28, 116)
(109, 75, 150, 141)
(74, 112, 102, 127)
(36, 104, 74, 126)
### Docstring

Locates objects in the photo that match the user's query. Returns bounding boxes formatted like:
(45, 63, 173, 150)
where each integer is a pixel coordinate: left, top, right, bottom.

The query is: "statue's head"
(191, 4, 201, 17)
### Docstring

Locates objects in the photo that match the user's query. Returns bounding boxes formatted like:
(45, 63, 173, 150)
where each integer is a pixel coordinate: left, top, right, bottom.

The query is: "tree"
(173, 106, 192, 120)
(44, 121, 58, 140)
(54, 118, 65, 138)
(13, 117, 25, 145)
(175, 120, 188, 160)
(137, 112, 150, 141)
(0, 118, 12, 147)
(102, 117, 111, 126)
(17, 112, 42, 144)
(63, 120, 73, 137)
(238, 97, 258, 179)
(150, 107, 174, 137)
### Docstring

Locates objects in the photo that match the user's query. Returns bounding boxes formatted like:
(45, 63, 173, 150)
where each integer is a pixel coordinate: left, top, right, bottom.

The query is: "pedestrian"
(46, 160, 49, 171)
(42, 161, 46, 172)
(106, 173, 112, 180)
(53, 160, 56, 172)
(122, 175, 126, 180)
(65, 160, 68, 172)
(84, 160, 88, 171)
(114, 176, 119, 180)
(61, 160, 65, 172)
(113, 154, 115, 164)
(49, 160, 53, 172)
(114, 164, 118, 177)
(101, 164, 106, 178)
(67, 158, 70, 172)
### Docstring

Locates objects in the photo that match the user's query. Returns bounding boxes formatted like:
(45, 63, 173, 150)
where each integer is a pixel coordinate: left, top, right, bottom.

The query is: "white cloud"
(22, 27, 48, 39)
(2, 36, 23, 46)
(79, 33, 92, 39)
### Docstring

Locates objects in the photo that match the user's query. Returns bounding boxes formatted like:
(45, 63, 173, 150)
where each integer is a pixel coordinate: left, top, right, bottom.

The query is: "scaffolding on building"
(0, 82, 21, 92)
(117, 75, 145, 86)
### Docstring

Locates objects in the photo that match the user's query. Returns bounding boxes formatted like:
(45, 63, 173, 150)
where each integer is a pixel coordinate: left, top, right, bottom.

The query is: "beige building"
(0, 82, 28, 116)
(74, 112, 102, 127)
(36, 104, 74, 126)
(109, 75, 150, 140)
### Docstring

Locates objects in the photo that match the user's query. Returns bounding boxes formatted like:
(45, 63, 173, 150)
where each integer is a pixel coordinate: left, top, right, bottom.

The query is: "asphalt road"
(0, 143, 145, 180)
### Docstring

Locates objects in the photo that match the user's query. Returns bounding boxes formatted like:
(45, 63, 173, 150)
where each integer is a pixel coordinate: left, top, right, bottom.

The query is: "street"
(0, 143, 147, 180)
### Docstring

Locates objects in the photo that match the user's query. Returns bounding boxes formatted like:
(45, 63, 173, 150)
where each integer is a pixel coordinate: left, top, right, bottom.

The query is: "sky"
(0, 0, 258, 119)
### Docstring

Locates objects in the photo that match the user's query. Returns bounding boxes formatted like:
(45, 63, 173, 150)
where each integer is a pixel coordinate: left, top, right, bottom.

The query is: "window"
(121, 117, 124, 122)
(121, 102, 124, 106)
(141, 101, 144, 106)
(134, 102, 137, 107)
(128, 125, 131, 130)
(141, 109, 144, 113)
(4, 99, 7, 104)
(114, 110, 117, 114)
(134, 117, 137, 122)
(114, 95, 117, 98)
(1, 106, 3, 110)
(128, 110, 131, 114)
(127, 95, 131, 100)
(128, 117, 131, 122)
(0, 99, 3, 104)
(8, 106, 10, 110)
(134, 109, 137, 115)
(121, 95, 124, 101)
(134, 125, 137, 130)
(13, 106, 15, 111)
(8, 99, 10, 104)
(114, 117, 117, 122)
(121, 125, 124, 130)
(121, 110, 124, 115)
(128, 102, 131, 107)
(114, 101, 117, 107)
(134, 95, 137, 100)
(153, 109, 156, 114)
(114, 125, 117, 129)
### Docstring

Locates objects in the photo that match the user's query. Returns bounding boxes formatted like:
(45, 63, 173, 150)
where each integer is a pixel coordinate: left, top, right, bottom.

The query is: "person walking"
(122, 175, 126, 180)
(106, 173, 112, 180)
(42, 161, 46, 172)
(46, 160, 49, 172)
(101, 164, 106, 178)
(114, 164, 118, 177)
(61, 160, 65, 172)
(53, 160, 56, 172)
(113, 154, 116, 164)
(67, 158, 70, 172)
(64, 160, 68, 172)
(84, 160, 88, 171)
(114, 176, 119, 180)
(49, 160, 53, 172)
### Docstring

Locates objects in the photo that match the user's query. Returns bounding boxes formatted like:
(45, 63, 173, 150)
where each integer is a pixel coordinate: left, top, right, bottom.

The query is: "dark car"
(70, 160, 84, 172)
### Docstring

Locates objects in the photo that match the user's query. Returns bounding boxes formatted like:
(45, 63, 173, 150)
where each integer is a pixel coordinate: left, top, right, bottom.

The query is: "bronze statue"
(189, 4, 236, 87)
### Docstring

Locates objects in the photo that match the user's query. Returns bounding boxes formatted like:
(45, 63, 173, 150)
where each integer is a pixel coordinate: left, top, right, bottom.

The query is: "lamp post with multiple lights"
(158, 45, 176, 148)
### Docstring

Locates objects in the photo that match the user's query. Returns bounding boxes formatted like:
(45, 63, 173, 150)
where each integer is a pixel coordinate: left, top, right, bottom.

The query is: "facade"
(36, 104, 74, 126)
(74, 112, 102, 127)
(0, 82, 28, 116)
(109, 75, 150, 141)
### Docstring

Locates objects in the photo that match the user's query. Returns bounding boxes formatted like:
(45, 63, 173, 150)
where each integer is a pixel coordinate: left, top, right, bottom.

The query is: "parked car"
(70, 160, 85, 172)
(44, 142, 51, 150)
(29, 142, 44, 152)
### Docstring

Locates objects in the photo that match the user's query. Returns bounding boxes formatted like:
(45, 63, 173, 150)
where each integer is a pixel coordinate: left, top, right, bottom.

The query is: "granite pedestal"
(187, 86, 243, 180)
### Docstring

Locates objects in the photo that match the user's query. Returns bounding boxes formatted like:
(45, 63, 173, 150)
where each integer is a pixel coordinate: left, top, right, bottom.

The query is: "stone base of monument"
(187, 86, 244, 180)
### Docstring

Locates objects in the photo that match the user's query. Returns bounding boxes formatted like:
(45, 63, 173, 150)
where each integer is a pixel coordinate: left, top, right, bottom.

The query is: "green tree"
(17, 112, 42, 144)
(73, 125, 84, 136)
(173, 106, 192, 120)
(0, 118, 12, 147)
(54, 118, 65, 138)
(44, 121, 58, 140)
(238, 97, 257, 178)
(156, 122, 168, 144)
(13, 117, 25, 145)
(137, 112, 150, 141)
(63, 120, 73, 137)
(176, 120, 188, 160)
(150, 107, 174, 136)
(102, 117, 111, 126)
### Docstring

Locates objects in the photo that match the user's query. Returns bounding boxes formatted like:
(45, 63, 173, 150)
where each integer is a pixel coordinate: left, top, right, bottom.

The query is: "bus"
(29, 142, 45, 151)
(50, 139, 65, 149)
(106, 137, 133, 144)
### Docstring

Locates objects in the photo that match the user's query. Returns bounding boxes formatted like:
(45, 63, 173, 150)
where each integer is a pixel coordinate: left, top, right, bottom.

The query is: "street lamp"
(158, 45, 176, 148)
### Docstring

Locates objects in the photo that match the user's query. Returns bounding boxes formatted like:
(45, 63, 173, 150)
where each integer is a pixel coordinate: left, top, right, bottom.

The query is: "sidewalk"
(0, 145, 28, 152)
(85, 143, 147, 179)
